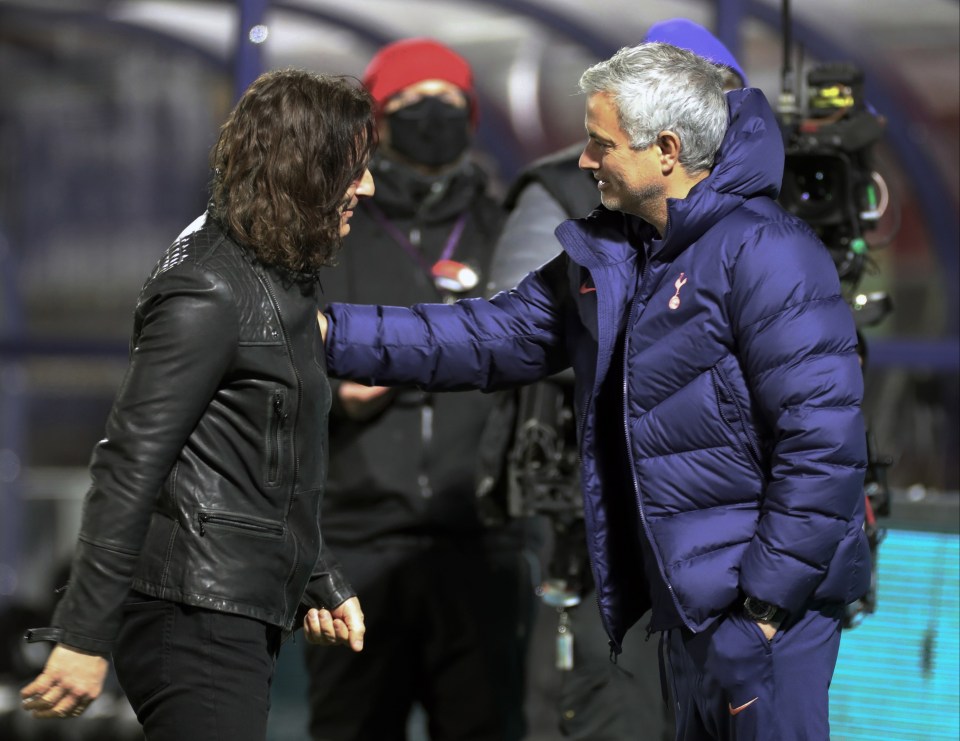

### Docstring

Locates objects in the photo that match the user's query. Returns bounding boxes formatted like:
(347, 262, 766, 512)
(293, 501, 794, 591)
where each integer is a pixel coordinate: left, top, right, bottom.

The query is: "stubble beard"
(603, 180, 665, 222)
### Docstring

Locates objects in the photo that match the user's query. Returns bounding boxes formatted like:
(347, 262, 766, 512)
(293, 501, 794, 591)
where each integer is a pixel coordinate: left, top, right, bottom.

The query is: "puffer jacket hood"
(644, 17, 750, 88)
(610, 88, 785, 263)
(562, 88, 783, 271)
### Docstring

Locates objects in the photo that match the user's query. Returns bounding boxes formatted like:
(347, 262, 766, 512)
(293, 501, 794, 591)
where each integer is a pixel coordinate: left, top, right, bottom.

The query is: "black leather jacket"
(31, 215, 353, 655)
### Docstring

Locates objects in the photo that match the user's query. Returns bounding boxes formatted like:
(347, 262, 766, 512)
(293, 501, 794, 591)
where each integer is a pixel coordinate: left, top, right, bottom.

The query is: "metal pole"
(235, 0, 269, 101)
(715, 0, 746, 71)
(0, 228, 25, 610)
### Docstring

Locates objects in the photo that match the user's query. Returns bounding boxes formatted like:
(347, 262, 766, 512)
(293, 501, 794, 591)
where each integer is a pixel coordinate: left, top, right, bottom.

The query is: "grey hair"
(579, 42, 729, 174)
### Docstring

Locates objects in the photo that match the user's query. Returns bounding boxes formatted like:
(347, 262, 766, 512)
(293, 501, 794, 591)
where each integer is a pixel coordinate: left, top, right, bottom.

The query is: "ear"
(656, 131, 682, 174)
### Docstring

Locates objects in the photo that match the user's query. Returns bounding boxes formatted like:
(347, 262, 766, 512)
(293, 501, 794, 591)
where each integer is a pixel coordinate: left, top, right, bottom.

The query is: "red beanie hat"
(362, 38, 478, 126)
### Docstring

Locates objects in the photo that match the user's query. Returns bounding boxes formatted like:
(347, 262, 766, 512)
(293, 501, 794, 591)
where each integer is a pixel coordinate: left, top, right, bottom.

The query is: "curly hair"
(209, 69, 376, 274)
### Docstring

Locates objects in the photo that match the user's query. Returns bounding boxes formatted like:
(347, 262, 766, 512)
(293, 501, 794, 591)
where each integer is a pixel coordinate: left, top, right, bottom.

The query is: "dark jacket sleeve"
(299, 542, 356, 616)
(733, 221, 867, 615)
(44, 264, 239, 654)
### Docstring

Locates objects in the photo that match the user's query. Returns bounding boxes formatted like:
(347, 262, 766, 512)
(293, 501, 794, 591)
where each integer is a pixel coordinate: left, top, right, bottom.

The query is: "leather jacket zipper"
(197, 511, 284, 538)
(267, 390, 288, 486)
(258, 268, 302, 620)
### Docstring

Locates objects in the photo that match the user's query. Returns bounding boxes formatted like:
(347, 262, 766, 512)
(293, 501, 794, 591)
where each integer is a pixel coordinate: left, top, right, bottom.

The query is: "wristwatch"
(743, 596, 784, 623)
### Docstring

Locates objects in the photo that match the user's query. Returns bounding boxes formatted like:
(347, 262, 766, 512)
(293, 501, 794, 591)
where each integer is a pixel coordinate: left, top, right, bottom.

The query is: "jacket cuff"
(25, 626, 112, 656)
(299, 545, 357, 621)
(47, 538, 139, 655)
(304, 569, 356, 612)
(24, 627, 61, 644)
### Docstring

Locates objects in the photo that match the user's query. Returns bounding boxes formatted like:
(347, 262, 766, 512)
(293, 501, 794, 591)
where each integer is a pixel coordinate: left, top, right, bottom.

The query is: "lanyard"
(363, 200, 468, 276)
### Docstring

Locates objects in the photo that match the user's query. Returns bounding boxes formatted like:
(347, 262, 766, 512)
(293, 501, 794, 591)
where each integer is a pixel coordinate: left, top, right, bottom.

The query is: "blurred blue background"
(0, 1, 957, 739)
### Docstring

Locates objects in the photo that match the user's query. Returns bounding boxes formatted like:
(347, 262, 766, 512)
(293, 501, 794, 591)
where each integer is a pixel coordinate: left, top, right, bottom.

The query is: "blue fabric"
(666, 605, 843, 740)
(325, 88, 870, 652)
(644, 18, 749, 86)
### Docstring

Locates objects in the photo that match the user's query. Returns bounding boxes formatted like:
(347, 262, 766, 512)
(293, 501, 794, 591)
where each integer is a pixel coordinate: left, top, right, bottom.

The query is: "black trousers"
(304, 535, 535, 741)
(113, 591, 282, 741)
(557, 596, 674, 741)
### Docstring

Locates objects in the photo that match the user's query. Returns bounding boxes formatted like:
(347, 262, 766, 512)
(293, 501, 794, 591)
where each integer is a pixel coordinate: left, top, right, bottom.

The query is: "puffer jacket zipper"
(621, 258, 695, 633)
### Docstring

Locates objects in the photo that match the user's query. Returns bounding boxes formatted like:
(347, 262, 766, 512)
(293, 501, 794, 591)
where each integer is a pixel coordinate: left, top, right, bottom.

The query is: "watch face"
(744, 598, 777, 621)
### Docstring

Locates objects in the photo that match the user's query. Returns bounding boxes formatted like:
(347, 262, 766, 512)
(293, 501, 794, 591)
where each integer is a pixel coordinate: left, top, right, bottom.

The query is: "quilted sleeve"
(731, 218, 867, 616)
(325, 254, 571, 392)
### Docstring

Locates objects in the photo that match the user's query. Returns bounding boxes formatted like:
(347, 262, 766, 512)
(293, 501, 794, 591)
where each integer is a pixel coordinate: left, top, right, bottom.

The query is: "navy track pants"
(665, 603, 844, 741)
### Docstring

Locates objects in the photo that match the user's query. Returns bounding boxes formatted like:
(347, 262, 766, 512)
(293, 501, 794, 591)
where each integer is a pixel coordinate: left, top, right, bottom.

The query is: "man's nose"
(357, 168, 375, 197)
(578, 146, 598, 171)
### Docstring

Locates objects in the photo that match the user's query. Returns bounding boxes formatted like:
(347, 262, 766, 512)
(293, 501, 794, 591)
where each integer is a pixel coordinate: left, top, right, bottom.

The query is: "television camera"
(779, 63, 888, 293)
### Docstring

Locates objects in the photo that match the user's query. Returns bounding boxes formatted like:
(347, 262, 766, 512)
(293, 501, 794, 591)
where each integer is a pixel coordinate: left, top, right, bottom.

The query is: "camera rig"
(778, 63, 887, 291)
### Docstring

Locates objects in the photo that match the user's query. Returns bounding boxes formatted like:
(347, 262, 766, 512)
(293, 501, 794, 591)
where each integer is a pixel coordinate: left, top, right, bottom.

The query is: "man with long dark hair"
(20, 69, 375, 741)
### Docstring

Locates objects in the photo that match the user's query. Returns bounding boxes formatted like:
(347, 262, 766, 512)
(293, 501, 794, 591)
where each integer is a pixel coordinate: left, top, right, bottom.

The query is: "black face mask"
(386, 96, 471, 168)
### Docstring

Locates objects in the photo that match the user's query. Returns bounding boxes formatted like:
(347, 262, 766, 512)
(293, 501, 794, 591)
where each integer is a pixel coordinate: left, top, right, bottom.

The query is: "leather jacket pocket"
(196, 510, 285, 540)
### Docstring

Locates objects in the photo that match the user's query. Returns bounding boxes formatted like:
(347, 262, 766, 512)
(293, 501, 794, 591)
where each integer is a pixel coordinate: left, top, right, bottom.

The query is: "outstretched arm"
(322, 253, 572, 393)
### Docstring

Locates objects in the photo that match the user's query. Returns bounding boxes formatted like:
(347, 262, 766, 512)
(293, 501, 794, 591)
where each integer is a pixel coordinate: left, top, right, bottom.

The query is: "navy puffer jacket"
(325, 89, 870, 651)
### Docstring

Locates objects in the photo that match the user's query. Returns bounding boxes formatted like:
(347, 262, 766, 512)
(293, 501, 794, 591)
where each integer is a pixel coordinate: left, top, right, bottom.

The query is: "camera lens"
(780, 154, 848, 225)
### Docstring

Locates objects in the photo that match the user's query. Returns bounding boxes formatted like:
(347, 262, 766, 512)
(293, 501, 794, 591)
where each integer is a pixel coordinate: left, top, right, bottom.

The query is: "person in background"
(20, 69, 373, 740)
(483, 20, 747, 740)
(303, 37, 534, 741)
(320, 41, 871, 741)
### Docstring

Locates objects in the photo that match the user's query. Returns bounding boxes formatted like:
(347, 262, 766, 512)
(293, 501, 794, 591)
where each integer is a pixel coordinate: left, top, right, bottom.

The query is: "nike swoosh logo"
(729, 697, 759, 716)
(579, 283, 596, 294)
